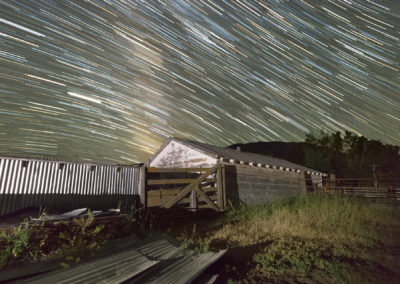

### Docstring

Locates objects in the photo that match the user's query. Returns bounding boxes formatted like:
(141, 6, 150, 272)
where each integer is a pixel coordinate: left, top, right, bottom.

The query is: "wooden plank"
(331, 186, 391, 191)
(147, 178, 195, 185)
(147, 196, 190, 207)
(217, 166, 223, 211)
(203, 178, 217, 183)
(147, 187, 216, 198)
(197, 188, 219, 211)
(199, 187, 217, 192)
(221, 165, 227, 211)
(139, 166, 146, 206)
(190, 186, 198, 209)
(163, 164, 219, 209)
(147, 167, 210, 173)
(147, 188, 182, 197)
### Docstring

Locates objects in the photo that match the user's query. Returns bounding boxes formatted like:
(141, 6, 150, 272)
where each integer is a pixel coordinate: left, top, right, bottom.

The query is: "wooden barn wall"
(150, 141, 216, 168)
(224, 164, 304, 205)
(0, 157, 142, 216)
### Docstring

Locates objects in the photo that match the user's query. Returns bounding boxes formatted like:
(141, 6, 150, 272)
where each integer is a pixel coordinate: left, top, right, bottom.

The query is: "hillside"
(228, 138, 400, 180)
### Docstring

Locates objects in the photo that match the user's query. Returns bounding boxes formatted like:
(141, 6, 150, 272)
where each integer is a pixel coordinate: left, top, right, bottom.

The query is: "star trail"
(0, 0, 399, 163)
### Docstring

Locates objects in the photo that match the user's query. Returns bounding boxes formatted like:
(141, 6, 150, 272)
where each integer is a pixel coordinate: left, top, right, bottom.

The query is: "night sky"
(0, 1, 399, 163)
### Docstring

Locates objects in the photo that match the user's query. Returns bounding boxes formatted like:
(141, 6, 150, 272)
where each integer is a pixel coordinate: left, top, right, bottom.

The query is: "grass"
(1, 194, 399, 283)
(171, 194, 400, 283)
(0, 206, 155, 270)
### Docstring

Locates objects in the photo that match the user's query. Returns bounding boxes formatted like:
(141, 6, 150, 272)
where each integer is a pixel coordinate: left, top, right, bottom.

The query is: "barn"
(148, 138, 326, 207)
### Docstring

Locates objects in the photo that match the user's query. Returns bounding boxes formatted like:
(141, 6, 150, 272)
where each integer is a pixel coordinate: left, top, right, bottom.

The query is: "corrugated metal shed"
(150, 138, 324, 175)
(22, 234, 226, 284)
(0, 156, 143, 215)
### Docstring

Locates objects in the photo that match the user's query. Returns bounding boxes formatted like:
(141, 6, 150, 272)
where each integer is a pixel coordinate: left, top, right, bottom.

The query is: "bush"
(0, 219, 32, 268)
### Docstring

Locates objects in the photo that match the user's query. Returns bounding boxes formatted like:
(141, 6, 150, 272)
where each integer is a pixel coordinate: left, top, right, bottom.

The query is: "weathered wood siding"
(225, 164, 304, 205)
(150, 141, 216, 168)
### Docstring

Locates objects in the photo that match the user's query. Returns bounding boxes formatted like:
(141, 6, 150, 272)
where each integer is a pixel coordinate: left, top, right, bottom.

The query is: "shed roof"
(153, 138, 325, 176)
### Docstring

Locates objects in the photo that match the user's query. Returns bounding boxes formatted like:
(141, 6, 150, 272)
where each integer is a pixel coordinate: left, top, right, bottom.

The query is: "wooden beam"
(148, 196, 190, 207)
(190, 186, 198, 209)
(197, 188, 219, 211)
(147, 167, 209, 173)
(147, 177, 216, 185)
(163, 164, 219, 209)
(199, 187, 217, 192)
(221, 165, 227, 211)
(138, 166, 146, 206)
(147, 188, 182, 197)
(217, 166, 223, 211)
(147, 178, 195, 185)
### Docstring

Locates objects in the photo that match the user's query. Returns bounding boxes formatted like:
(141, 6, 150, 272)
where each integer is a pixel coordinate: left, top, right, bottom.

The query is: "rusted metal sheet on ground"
(21, 234, 226, 284)
(0, 157, 142, 215)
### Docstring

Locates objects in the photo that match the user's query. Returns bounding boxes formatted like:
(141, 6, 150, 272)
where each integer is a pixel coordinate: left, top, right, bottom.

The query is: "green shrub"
(0, 219, 32, 268)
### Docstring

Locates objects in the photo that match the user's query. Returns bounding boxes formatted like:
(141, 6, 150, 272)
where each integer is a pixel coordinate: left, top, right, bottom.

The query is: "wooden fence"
(312, 178, 400, 199)
(145, 164, 225, 211)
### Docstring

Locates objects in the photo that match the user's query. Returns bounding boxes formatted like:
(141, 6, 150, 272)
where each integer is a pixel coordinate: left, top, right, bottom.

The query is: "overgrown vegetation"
(2, 195, 399, 282)
(0, 206, 155, 270)
(173, 194, 400, 283)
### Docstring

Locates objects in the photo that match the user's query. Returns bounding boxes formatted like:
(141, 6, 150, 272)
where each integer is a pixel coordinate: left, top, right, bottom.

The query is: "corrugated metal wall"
(0, 157, 142, 216)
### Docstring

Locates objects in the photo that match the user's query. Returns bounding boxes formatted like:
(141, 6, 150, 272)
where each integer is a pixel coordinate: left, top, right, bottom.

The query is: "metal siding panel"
(32, 161, 41, 194)
(125, 168, 129, 195)
(0, 159, 7, 195)
(83, 166, 88, 196)
(18, 161, 28, 195)
(42, 162, 50, 194)
(9, 159, 18, 194)
(36, 162, 45, 209)
(110, 167, 114, 195)
(115, 168, 119, 195)
(0, 159, 3, 194)
(28, 161, 36, 194)
(61, 163, 69, 195)
(134, 168, 140, 195)
(0, 157, 141, 216)
(98, 166, 104, 195)
(4, 159, 13, 194)
(54, 163, 61, 195)
(48, 162, 56, 194)
(105, 166, 110, 194)
(123, 168, 128, 195)
(24, 161, 34, 210)
(77, 164, 84, 195)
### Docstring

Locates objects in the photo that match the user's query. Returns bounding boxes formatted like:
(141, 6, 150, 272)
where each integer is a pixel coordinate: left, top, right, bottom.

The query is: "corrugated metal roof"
(169, 138, 324, 175)
(22, 234, 226, 284)
(0, 155, 143, 167)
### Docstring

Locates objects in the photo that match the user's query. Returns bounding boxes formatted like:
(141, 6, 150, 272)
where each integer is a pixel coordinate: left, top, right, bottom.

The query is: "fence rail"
(0, 157, 143, 216)
(146, 165, 225, 211)
(305, 177, 400, 200)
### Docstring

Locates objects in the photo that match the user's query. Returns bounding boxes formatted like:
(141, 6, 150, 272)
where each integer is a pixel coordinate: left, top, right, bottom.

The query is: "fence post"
(329, 173, 336, 192)
(221, 164, 226, 211)
(217, 164, 224, 211)
(300, 171, 307, 194)
(190, 187, 198, 209)
(138, 166, 146, 207)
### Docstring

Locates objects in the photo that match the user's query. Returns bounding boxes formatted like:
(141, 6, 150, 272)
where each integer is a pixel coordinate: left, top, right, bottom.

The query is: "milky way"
(0, 1, 399, 163)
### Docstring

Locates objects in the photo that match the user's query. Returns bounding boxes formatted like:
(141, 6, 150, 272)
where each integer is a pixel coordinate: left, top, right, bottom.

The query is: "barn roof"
(153, 138, 325, 176)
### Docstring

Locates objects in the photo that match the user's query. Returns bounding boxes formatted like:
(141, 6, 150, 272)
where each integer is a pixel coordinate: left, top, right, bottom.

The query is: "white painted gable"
(150, 140, 217, 168)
